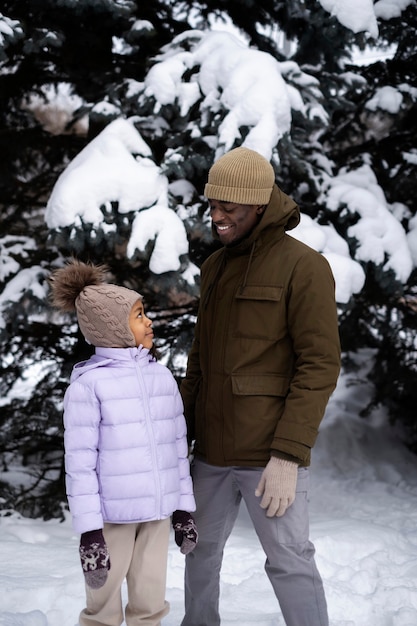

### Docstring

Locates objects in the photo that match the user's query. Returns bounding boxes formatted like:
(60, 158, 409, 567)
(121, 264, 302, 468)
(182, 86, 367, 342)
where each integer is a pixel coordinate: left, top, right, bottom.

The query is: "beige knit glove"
(255, 457, 298, 517)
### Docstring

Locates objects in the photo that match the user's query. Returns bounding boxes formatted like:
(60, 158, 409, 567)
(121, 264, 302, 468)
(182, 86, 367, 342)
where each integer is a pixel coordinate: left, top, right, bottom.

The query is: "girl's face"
(128, 299, 154, 349)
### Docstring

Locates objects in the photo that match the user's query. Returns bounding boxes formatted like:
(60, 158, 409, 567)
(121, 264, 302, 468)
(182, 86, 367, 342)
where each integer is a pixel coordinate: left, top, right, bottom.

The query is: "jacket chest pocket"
(233, 284, 285, 340)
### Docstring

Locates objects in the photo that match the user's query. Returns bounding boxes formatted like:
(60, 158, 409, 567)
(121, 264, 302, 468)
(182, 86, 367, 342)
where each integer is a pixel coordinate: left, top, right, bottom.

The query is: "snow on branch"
(320, 164, 413, 284)
(143, 30, 300, 160)
(45, 118, 192, 277)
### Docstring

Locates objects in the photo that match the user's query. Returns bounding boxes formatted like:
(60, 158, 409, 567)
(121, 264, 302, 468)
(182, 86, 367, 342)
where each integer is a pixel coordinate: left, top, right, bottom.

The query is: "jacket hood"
(70, 346, 152, 383)
(210, 184, 300, 246)
(262, 184, 300, 233)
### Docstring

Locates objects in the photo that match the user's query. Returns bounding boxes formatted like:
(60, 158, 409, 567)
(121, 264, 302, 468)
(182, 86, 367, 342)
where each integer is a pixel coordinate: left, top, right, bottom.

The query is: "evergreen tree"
(320, 3, 417, 444)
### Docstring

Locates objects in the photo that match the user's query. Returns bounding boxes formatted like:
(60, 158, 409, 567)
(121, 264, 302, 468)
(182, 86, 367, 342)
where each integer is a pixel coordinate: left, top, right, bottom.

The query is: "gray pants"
(181, 458, 328, 626)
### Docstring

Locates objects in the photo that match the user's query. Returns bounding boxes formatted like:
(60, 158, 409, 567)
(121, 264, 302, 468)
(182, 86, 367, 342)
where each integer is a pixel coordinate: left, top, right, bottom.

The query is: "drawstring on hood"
(203, 249, 226, 309)
(240, 242, 256, 293)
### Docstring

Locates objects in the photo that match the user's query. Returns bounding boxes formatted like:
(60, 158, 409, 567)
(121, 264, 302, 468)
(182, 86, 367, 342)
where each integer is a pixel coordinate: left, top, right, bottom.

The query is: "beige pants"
(79, 518, 171, 626)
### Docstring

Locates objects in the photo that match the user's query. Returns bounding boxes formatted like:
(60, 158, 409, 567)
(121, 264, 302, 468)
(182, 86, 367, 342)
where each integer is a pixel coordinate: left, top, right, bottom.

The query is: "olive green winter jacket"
(181, 184, 341, 467)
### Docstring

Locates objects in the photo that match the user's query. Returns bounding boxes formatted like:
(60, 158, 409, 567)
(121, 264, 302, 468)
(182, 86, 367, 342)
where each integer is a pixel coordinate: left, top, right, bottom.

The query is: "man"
(180, 146, 341, 626)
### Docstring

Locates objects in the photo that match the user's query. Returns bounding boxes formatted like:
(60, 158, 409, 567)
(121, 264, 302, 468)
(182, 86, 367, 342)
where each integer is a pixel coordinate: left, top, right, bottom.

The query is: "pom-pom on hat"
(204, 147, 275, 205)
(49, 259, 142, 348)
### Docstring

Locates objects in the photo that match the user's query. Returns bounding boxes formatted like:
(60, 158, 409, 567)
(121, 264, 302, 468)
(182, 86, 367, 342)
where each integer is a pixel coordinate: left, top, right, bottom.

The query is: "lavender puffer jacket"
(63, 346, 195, 534)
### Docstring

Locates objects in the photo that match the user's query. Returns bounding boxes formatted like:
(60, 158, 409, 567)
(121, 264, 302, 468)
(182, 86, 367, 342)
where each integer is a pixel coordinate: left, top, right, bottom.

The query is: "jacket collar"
(95, 346, 152, 362)
(71, 345, 153, 382)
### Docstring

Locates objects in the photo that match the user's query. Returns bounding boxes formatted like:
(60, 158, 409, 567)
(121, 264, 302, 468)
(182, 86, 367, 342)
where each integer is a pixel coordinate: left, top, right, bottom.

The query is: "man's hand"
(255, 457, 298, 517)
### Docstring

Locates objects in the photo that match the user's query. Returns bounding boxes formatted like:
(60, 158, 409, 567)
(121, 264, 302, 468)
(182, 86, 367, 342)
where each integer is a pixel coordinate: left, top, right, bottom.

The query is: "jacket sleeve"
(173, 385, 196, 512)
(63, 380, 104, 534)
(180, 309, 202, 446)
(272, 250, 341, 464)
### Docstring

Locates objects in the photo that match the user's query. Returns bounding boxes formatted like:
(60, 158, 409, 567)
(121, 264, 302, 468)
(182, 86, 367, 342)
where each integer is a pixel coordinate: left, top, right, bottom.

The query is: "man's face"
(208, 200, 264, 246)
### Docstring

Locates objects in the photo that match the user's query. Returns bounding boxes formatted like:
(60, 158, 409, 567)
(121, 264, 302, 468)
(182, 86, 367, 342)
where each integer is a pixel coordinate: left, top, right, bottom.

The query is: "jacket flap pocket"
(235, 285, 283, 301)
(232, 374, 290, 397)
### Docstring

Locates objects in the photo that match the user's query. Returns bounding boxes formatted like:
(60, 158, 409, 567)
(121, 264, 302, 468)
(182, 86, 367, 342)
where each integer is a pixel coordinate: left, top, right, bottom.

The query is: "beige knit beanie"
(204, 147, 275, 205)
(49, 259, 142, 348)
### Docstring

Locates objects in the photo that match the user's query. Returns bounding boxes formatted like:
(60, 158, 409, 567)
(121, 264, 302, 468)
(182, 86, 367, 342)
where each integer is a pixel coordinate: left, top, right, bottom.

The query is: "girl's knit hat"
(204, 147, 275, 205)
(49, 259, 141, 348)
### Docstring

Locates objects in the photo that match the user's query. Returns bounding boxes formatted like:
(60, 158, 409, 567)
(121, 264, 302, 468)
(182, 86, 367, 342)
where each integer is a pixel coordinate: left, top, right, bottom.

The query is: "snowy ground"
(1, 356, 417, 626)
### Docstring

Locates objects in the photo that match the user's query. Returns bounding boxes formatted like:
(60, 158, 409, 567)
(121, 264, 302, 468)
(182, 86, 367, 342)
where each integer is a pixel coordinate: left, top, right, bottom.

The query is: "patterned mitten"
(79, 529, 111, 589)
(172, 510, 198, 555)
(255, 457, 298, 517)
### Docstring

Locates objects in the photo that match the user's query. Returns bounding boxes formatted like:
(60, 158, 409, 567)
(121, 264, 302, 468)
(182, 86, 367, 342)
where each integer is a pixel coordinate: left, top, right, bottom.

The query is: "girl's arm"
(63, 380, 104, 533)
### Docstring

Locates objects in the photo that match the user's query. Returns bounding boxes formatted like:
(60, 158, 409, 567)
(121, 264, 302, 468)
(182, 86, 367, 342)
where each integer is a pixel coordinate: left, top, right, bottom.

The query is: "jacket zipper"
(134, 354, 162, 517)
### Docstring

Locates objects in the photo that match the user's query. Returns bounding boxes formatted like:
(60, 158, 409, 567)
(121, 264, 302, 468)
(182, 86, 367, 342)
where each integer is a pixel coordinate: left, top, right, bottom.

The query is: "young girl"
(49, 259, 197, 626)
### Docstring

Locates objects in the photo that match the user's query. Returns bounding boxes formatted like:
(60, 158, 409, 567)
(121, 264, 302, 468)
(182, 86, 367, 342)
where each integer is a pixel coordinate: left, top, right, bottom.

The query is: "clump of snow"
(0, 13, 23, 49)
(321, 164, 413, 282)
(317, 0, 413, 42)
(143, 30, 295, 160)
(0, 266, 48, 329)
(0, 236, 38, 281)
(290, 215, 366, 304)
(169, 180, 197, 204)
(45, 118, 195, 278)
(91, 100, 121, 117)
(195, 32, 292, 157)
(131, 20, 154, 33)
(45, 118, 158, 228)
(128, 205, 189, 274)
(374, 0, 415, 20)
(318, 0, 379, 37)
(365, 85, 404, 114)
